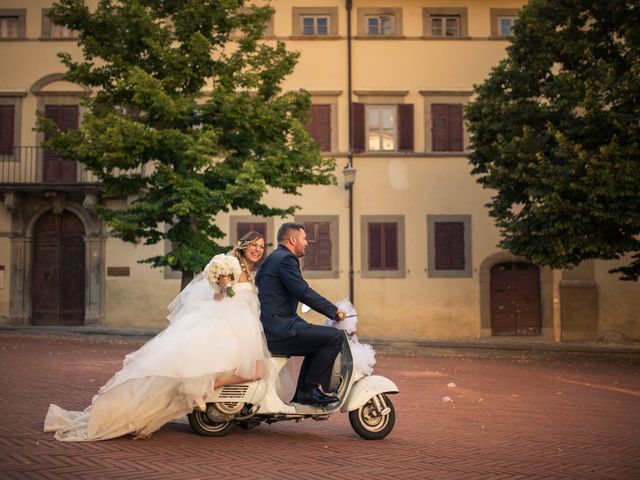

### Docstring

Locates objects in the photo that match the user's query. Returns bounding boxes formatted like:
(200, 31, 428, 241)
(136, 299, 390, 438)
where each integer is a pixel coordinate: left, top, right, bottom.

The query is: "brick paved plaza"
(0, 333, 639, 479)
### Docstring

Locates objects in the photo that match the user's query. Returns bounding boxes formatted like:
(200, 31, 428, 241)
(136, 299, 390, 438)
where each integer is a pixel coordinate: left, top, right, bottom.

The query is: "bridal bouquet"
(203, 254, 242, 297)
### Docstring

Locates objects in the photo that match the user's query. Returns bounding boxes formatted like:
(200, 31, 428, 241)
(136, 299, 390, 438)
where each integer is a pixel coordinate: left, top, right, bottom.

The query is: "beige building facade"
(1, 0, 638, 343)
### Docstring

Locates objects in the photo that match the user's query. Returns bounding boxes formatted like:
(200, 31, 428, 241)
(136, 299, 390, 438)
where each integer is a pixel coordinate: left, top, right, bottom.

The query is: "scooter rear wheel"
(187, 409, 235, 437)
(349, 393, 395, 440)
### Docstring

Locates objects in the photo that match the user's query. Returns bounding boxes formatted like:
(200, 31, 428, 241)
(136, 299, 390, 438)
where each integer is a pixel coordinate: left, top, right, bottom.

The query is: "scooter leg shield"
(340, 375, 399, 413)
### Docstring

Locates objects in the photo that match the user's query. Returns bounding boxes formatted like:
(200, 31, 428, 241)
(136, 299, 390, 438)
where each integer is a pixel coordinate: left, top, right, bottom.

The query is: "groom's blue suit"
(256, 245, 343, 394)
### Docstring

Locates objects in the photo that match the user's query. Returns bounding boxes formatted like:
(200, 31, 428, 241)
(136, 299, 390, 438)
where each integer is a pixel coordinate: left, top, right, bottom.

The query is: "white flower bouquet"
(203, 254, 242, 297)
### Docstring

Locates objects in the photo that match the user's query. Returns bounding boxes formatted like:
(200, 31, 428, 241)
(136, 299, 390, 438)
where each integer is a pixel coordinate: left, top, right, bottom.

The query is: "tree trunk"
(181, 271, 194, 291)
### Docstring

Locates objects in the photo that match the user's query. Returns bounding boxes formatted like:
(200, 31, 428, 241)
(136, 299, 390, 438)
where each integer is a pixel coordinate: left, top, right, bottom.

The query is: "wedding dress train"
(44, 281, 270, 441)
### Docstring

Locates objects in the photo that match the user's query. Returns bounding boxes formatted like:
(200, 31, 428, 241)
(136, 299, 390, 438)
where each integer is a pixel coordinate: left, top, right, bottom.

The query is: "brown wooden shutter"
(0, 105, 15, 154)
(352, 102, 365, 153)
(431, 104, 448, 151)
(432, 104, 463, 151)
(384, 222, 398, 269)
(435, 221, 465, 270)
(368, 223, 382, 269)
(43, 105, 79, 182)
(302, 221, 331, 271)
(397, 103, 414, 152)
(448, 104, 463, 151)
(368, 222, 399, 270)
(62, 105, 79, 131)
(306, 104, 331, 152)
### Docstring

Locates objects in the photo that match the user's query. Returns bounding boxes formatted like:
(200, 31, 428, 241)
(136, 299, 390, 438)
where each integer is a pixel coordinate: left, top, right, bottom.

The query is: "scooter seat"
(271, 354, 291, 358)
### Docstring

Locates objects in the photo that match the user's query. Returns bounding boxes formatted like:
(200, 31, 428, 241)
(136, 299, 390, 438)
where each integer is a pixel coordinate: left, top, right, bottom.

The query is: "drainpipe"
(346, 0, 354, 304)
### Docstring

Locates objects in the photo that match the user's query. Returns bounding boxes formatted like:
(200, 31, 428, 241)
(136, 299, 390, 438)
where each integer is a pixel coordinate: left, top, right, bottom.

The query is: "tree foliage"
(466, 0, 640, 280)
(40, 0, 335, 287)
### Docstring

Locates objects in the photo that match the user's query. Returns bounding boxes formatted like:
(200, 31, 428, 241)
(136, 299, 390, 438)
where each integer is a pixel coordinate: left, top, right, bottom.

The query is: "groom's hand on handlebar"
(335, 310, 347, 322)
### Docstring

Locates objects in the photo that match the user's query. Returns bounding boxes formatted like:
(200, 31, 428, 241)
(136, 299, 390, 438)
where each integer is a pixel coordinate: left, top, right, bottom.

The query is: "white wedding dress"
(44, 277, 270, 442)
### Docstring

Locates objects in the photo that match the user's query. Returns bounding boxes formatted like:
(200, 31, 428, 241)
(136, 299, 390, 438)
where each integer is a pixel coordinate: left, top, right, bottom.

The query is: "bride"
(44, 231, 269, 441)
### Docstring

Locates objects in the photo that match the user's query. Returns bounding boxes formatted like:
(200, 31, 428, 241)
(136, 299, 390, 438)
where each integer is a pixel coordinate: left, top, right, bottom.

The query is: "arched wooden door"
(490, 262, 541, 336)
(32, 211, 85, 325)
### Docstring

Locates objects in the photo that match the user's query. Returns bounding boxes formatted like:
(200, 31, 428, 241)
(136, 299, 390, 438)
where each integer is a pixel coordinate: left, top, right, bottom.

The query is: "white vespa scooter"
(187, 329, 399, 440)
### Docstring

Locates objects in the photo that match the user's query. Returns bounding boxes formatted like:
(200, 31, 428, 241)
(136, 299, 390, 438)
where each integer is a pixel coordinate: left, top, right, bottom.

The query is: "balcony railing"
(0, 146, 101, 186)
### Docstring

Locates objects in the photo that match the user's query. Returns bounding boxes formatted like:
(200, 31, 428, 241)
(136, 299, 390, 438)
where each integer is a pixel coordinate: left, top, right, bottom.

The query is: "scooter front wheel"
(187, 409, 235, 437)
(349, 393, 395, 440)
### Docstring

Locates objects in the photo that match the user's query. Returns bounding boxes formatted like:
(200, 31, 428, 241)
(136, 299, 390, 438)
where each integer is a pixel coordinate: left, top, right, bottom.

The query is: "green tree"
(40, 0, 335, 289)
(466, 0, 640, 280)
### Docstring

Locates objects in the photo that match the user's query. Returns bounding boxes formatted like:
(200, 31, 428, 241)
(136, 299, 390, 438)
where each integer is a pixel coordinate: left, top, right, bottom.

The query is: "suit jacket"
(256, 245, 338, 342)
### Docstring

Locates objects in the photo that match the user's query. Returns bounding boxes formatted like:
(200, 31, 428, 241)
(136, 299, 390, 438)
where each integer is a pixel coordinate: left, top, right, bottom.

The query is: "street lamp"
(343, 165, 356, 189)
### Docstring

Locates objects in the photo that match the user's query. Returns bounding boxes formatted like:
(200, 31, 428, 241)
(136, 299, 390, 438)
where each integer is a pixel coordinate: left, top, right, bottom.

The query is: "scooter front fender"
(340, 375, 399, 413)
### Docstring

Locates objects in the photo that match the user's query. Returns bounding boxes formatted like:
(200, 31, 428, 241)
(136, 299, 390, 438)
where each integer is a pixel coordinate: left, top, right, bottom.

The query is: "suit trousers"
(267, 325, 343, 393)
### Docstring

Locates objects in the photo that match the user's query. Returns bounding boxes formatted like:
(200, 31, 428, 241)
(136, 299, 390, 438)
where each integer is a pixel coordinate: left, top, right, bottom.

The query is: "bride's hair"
(232, 231, 264, 283)
(231, 231, 264, 261)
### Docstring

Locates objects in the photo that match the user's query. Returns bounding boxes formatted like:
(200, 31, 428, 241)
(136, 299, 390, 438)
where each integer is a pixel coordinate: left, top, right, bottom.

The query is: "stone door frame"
(7, 194, 106, 326)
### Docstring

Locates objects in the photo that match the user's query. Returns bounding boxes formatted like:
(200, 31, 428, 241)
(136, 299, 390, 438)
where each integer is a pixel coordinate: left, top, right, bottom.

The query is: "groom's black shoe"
(296, 387, 340, 406)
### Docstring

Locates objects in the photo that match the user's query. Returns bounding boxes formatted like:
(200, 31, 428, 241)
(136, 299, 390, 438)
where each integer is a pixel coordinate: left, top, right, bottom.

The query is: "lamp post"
(344, 165, 356, 304)
(345, 0, 355, 304)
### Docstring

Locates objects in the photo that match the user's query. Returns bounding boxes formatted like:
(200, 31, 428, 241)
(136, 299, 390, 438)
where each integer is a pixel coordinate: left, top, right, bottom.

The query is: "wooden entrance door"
(490, 262, 541, 336)
(43, 105, 78, 182)
(32, 211, 85, 325)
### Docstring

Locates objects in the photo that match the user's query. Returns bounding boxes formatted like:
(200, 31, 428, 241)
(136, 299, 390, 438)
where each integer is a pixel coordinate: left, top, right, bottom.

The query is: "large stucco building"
(1, 0, 638, 343)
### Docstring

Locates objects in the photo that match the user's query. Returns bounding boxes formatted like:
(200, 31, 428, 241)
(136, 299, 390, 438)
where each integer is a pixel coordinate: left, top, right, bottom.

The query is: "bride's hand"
(214, 276, 231, 301)
(217, 276, 231, 288)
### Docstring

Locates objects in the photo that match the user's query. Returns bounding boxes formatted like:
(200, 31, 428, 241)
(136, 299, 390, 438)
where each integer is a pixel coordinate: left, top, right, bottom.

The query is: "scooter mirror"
(300, 303, 311, 313)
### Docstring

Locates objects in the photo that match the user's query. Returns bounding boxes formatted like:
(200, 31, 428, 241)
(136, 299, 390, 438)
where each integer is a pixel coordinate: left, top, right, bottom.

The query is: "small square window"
(0, 9, 25, 39)
(293, 8, 337, 38)
(302, 15, 329, 35)
(491, 9, 519, 38)
(431, 16, 459, 37)
(366, 15, 394, 36)
(423, 8, 467, 38)
(0, 16, 19, 38)
(498, 16, 516, 37)
(49, 22, 75, 38)
(43, 8, 77, 39)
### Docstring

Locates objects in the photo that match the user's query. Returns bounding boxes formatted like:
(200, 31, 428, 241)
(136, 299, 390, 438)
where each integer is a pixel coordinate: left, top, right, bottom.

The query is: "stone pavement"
(0, 332, 639, 479)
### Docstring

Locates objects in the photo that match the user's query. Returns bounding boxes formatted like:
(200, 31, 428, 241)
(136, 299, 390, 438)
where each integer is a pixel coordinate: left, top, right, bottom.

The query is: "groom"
(256, 222, 346, 407)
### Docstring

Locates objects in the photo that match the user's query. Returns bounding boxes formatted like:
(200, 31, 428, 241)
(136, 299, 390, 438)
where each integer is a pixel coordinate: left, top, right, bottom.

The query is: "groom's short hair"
(277, 222, 305, 243)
